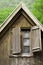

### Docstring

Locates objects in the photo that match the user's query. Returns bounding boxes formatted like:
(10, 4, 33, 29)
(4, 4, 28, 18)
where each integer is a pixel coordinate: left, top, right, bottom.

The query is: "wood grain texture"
(31, 26, 42, 52)
(11, 28, 21, 54)
(0, 14, 43, 65)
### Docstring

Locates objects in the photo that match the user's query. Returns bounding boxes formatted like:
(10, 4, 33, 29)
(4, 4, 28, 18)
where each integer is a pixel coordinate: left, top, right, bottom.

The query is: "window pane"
(23, 32, 30, 38)
(23, 46, 30, 53)
(23, 39, 30, 46)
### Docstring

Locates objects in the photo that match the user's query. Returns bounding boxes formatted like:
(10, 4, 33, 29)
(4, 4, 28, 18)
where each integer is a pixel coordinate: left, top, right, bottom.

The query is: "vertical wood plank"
(11, 28, 21, 54)
(31, 26, 42, 52)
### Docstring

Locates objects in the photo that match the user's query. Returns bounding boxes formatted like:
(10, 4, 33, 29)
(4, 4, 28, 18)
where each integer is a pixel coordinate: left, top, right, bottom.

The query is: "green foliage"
(0, 0, 43, 25)
(0, 7, 14, 25)
(32, 0, 43, 24)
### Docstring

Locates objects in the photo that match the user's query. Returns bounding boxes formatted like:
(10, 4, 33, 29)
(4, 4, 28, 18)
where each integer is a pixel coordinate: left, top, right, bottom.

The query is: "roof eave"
(21, 3, 43, 31)
(0, 3, 43, 32)
(0, 3, 22, 32)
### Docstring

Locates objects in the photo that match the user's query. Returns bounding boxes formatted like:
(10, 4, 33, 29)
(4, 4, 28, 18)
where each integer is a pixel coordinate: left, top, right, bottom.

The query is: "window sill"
(9, 53, 33, 58)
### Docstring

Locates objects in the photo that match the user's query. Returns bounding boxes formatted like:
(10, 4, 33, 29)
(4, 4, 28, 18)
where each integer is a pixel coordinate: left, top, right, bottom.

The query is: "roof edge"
(0, 3, 22, 27)
(21, 3, 43, 31)
(0, 3, 22, 32)
(0, 2, 43, 32)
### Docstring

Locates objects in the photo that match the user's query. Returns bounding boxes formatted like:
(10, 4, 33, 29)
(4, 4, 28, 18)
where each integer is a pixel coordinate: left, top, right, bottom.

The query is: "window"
(11, 26, 42, 57)
(21, 29, 31, 55)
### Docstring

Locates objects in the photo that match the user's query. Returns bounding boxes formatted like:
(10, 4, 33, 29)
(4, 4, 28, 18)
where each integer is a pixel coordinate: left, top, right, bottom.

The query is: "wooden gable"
(0, 11, 36, 38)
(0, 3, 43, 33)
(0, 3, 43, 65)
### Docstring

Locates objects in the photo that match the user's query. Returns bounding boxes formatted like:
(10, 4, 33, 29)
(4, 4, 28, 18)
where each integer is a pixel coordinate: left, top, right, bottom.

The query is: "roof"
(0, 3, 43, 32)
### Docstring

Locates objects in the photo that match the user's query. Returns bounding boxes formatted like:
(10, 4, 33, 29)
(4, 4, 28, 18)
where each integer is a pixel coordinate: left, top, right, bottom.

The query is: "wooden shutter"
(11, 28, 21, 54)
(31, 26, 42, 52)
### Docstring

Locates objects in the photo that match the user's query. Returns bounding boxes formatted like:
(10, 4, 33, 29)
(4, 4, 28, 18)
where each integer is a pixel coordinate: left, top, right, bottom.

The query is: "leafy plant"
(0, 7, 14, 25)
(32, 0, 43, 24)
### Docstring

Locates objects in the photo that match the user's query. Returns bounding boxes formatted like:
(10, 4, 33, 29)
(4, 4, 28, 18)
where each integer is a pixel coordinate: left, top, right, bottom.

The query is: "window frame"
(10, 26, 41, 57)
(21, 28, 33, 56)
(10, 27, 33, 57)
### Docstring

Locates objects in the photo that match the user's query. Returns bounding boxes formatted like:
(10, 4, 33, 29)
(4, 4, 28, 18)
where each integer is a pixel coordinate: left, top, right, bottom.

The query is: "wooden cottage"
(0, 3, 43, 65)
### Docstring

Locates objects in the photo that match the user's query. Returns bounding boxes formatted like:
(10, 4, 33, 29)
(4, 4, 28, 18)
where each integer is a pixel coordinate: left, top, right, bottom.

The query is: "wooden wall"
(0, 14, 43, 65)
(0, 30, 11, 65)
(10, 57, 43, 65)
